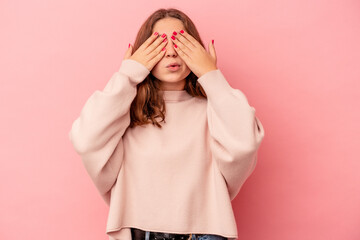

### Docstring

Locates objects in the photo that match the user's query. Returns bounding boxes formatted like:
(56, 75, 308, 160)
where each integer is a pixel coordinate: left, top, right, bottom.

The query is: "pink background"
(1, 0, 359, 239)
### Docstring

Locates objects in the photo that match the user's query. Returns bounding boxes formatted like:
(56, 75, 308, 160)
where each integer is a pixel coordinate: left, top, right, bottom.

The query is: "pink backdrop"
(1, 0, 359, 239)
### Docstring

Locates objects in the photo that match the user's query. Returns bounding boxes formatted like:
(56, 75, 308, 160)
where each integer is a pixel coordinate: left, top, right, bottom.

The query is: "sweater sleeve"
(197, 69, 265, 201)
(68, 59, 150, 205)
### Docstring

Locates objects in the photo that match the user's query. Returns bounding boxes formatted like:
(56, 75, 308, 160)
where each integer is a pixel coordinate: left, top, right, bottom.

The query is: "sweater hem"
(106, 225, 238, 238)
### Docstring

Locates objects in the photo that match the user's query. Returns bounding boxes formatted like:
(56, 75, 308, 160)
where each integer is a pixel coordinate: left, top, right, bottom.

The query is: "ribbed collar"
(159, 90, 193, 102)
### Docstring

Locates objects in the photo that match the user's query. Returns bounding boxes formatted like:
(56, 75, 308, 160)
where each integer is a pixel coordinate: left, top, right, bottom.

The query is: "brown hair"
(128, 8, 207, 129)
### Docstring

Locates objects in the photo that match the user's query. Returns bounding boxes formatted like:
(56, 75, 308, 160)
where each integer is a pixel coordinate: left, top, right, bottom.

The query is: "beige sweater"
(69, 59, 265, 240)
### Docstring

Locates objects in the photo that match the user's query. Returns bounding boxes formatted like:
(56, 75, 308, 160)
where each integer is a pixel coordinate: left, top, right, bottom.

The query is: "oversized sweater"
(69, 59, 265, 240)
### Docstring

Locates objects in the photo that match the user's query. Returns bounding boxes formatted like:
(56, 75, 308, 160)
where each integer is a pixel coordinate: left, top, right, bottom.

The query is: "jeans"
(142, 230, 228, 240)
(192, 234, 227, 240)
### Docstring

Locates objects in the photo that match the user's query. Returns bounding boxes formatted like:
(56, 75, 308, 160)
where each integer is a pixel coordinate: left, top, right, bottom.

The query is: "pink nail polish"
(173, 31, 177, 35)
(174, 44, 177, 48)
(180, 30, 184, 34)
(163, 38, 167, 42)
(162, 47, 166, 51)
(212, 39, 214, 44)
(128, 43, 130, 48)
(154, 32, 158, 35)
(171, 36, 175, 40)
(161, 33, 166, 38)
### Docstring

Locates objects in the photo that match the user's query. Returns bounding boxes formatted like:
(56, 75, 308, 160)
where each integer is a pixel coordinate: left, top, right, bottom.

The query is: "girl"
(69, 8, 265, 240)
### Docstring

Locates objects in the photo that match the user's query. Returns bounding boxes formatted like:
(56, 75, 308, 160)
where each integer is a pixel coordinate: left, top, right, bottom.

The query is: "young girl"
(69, 8, 265, 240)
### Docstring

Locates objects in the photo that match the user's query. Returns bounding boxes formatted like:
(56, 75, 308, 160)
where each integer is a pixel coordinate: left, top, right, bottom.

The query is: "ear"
(123, 44, 133, 60)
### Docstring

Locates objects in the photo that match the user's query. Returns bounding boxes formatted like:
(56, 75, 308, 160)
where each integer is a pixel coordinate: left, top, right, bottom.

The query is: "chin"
(159, 76, 184, 82)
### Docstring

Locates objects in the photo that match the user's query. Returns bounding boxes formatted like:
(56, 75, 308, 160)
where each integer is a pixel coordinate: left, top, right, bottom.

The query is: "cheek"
(153, 60, 166, 72)
(183, 65, 191, 74)
(151, 66, 160, 76)
(181, 63, 190, 71)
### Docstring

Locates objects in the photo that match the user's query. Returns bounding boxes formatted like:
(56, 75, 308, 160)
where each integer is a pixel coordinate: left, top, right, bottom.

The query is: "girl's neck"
(159, 79, 186, 91)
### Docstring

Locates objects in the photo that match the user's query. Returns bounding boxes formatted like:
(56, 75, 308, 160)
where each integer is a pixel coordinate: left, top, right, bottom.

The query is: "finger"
(172, 31, 196, 51)
(138, 32, 161, 51)
(177, 30, 201, 49)
(148, 45, 167, 67)
(173, 42, 190, 62)
(123, 44, 133, 60)
(208, 40, 217, 63)
(147, 38, 168, 60)
(144, 33, 167, 55)
(171, 37, 191, 58)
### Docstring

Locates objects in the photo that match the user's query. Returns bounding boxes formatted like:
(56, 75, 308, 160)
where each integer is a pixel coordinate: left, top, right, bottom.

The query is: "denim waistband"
(130, 228, 227, 240)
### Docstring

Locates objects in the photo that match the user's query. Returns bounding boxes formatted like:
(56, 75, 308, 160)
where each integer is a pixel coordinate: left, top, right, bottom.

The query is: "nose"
(165, 40, 178, 57)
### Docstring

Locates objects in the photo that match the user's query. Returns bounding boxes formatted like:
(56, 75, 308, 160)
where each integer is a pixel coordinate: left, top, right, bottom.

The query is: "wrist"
(119, 59, 150, 85)
(198, 67, 218, 78)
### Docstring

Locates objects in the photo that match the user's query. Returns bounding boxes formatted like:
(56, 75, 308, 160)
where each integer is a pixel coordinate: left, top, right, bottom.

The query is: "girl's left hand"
(170, 30, 218, 78)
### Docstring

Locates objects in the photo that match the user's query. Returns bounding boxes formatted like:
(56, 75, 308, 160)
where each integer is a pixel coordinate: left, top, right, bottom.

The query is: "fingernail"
(180, 30, 184, 33)
(171, 36, 175, 40)
(128, 43, 130, 48)
(173, 31, 177, 35)
(161, 33, 166, 38)
(154, 32, 158, 35)
(162, 47, 166, 51)
(163, 38, 167, 42)
(212, 39, 214, 44)
(174, 44, 177, 48)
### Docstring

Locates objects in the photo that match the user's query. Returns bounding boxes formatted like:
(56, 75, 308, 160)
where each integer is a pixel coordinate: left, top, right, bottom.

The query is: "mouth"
(166, 63, 181, 68)
(166, 65, 181, 72)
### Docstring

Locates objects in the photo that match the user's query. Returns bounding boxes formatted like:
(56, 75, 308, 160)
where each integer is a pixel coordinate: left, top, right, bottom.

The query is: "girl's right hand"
(123, 33, 168, 71)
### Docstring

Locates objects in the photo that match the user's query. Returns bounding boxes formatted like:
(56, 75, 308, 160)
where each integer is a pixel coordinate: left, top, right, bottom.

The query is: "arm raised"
(69, 59, 149, 204)
(198, 69, 265, 201)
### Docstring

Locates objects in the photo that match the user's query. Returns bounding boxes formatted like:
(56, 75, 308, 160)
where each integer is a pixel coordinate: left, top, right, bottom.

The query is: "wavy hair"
(128, 8, 207, 129)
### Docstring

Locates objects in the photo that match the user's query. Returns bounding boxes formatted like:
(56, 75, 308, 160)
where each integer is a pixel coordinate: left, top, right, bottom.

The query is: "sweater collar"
(159, 90, 193, 102)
